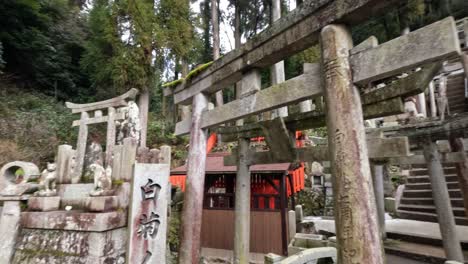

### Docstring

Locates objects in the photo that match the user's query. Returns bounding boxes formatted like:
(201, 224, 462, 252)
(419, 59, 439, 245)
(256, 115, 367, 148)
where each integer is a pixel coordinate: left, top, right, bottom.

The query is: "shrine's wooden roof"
(171, 152, 291, 175)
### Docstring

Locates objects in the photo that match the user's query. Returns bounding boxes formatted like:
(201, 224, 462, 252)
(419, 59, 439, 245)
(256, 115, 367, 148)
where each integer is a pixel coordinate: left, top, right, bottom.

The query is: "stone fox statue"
(37, 162, 57, 196)
(89, 163, 113, 196)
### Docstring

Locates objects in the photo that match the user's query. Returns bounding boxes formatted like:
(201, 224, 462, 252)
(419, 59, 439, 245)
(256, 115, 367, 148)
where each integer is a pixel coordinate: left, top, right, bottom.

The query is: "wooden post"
(178, 93, 209, 264)
(234, 137, 251, 264)
(288, 174, 296, 209)
(449, 137, 468, 218)
(73, 111, 89, 183)
(106, 107, 116, 165)
(423, 139, 464, 262)
(279, 174, 288, 256)
(320, 24, 384, 264)
(372, 163, 387, 240)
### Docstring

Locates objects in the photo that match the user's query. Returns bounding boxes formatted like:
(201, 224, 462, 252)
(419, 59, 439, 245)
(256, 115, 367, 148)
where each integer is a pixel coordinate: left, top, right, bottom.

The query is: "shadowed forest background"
(0, 0, 467, 167)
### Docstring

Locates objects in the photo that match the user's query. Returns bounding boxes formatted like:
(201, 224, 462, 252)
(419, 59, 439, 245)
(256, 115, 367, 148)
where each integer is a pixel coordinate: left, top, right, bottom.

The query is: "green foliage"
(295, 188, 325, 216)
(0, 85, 76, 165)
(0, 0, 90, 100)
(0, 42, 5, 72)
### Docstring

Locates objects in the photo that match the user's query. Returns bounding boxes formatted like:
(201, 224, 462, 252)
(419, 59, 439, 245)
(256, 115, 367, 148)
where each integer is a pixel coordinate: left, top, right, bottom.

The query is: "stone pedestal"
(0, 200, 21, 264)
(28, 196, 60, 212)
(85, 196, 118, 212)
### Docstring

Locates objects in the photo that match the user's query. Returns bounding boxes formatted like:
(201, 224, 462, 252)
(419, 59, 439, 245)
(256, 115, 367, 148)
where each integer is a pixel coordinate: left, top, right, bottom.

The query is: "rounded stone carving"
(0, 161, 40, 195)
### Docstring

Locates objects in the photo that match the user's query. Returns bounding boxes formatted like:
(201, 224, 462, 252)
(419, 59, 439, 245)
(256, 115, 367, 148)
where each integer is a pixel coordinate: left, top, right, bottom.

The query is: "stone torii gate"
(65, 88, 139, 182)
(165, 0, 461, 263)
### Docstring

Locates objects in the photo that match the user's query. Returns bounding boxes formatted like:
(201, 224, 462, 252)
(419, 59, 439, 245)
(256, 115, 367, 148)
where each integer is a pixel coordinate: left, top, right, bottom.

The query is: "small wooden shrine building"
(171, 152, 305, 255)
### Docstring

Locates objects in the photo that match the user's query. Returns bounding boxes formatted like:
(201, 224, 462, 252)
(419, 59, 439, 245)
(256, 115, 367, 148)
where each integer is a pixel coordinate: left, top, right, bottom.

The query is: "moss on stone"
(162, 61, 213, 89)
(16, 248, 80, 258)
(112, 179, 124, 186)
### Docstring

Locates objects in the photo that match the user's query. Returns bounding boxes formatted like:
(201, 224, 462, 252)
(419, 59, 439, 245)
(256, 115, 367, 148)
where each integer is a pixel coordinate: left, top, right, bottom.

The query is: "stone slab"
(85, 196, 118, 212)
(12, 227, 127, 264)
(57, 183, 94, 209)
(127, 163, 170, 264)
(351, 17, 460, 84)
(28, 196, 61, 212)
(21, 210, 126, 232)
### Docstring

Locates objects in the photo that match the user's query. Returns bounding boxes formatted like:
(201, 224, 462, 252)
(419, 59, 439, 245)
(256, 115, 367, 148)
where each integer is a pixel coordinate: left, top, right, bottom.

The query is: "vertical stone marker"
(127, 163, 170, 264)
(320, 24, 384, 264)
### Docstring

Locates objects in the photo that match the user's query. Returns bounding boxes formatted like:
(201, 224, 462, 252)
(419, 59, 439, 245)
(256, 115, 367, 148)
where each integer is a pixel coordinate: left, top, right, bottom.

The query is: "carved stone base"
(89, 189, 115, 197)
(35, 189, 58, 197)
(85, 196, 118, 212)
(28, 196, 60, 212)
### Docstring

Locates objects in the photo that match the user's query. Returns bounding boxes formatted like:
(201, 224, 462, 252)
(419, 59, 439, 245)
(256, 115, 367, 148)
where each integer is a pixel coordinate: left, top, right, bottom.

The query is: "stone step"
(407, 174, 459, 184)
(410, 163, 457, 169)
(385, 240, 468, 264)
(397, 210, 468, 226)
(398, 204, 467, 217)
(405, 181, 460, 190)
(402, 189, 462, 198)
(399, 197, 465, 207)
(409, 167, 457, 176)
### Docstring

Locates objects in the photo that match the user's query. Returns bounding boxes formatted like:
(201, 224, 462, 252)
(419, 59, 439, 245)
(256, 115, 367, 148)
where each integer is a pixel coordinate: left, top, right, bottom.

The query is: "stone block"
(115, 182, 130, 209)
(385, 197, 396, 214)
(127, 163, 170, 264)
(57, 183, 94, 209)
(264, 253, 284, 264)
(28, 196, 60, 212)
(121, 138, 137, 182)
(21, 211, 126, 232)
(85, 196, 118, 212)
(12, 227, 127, 264)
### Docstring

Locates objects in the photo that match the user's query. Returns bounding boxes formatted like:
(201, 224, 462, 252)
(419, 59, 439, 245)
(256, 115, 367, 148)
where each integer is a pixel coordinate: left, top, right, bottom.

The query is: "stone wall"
(12, 228, 127, 264)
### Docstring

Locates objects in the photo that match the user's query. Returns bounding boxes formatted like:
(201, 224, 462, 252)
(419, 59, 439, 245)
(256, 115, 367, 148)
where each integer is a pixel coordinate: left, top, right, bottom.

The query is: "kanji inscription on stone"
(127, 163, 170, 264)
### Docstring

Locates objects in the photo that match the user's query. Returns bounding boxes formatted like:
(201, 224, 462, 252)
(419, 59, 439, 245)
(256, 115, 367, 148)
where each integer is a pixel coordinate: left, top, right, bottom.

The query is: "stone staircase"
(397, 163, 468, 226)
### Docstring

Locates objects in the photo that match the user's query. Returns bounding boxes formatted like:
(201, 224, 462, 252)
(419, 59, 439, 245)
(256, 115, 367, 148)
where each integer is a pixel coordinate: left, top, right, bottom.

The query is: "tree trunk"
(270, 0, 288, 118)
(321, 24, 384, 264)
(138, 89, 149, 148)
(212, 0, 223, 107)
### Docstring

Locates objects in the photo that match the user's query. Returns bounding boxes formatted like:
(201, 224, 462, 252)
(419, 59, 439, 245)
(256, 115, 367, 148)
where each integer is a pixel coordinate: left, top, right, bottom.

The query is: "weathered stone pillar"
(320, 24, 384, 264)
(56, 144, 73, 184)
(234, 137, 251, 264)
(121, 138, 137, 182)
(178, 92, 209, 264)
(73, 111, 89, 183)
(106, 107, 116, 165)
(372, 163, 386, 240)
(0, 201, 21, 263)
(295, 204, 303, 233)
(234, 69, 260, 264)
(270, 0, 287, 118)
(449, 138, 468, 224)
(288, 210, 296, 241)
(423, 139, 464, 262)
(428, 81, 437, 118)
